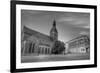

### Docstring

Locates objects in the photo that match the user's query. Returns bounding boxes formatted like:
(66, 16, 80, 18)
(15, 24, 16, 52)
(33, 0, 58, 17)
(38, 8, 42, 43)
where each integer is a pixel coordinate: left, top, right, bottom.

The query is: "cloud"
(79, 31, 90, 35)
(82, 25, 90, 29)
(57, 13, 90, 29)
(58, 17, 75, 22)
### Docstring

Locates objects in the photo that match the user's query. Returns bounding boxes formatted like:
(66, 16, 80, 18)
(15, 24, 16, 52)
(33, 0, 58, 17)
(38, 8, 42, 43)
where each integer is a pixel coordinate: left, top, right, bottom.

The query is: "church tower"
(50, 20, 58, 41)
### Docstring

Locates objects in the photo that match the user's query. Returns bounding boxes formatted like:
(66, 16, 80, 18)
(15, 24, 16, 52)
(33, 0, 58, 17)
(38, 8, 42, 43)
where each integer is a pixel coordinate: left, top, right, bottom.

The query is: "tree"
(51, 41, 65, 54)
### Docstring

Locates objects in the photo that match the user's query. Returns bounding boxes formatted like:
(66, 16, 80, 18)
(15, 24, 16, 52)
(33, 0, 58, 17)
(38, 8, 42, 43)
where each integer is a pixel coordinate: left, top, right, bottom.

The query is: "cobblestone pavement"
(21, 53, 90, 63)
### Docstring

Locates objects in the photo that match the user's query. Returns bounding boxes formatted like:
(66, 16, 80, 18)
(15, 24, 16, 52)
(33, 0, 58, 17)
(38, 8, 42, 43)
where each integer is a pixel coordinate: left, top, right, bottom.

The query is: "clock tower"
(50, 20, 58, 41)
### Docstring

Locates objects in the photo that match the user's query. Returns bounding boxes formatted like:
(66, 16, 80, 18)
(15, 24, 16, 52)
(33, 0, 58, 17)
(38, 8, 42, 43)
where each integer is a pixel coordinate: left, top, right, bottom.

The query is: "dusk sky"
(21, 10, 90, 43)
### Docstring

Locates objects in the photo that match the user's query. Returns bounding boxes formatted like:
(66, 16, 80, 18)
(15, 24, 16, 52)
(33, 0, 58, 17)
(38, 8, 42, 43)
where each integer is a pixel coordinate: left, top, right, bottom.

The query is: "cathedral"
(21, 20, 58, 55)
(21, 19, 90, 56)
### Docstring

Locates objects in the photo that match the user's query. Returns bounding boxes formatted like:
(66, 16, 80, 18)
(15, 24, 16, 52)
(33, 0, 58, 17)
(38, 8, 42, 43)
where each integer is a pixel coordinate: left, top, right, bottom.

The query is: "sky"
(21, 10, 90, 43)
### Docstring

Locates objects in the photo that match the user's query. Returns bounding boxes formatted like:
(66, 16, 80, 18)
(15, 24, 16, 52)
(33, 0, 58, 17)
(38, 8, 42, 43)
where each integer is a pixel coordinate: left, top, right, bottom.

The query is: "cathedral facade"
(21, 20, 58, 55)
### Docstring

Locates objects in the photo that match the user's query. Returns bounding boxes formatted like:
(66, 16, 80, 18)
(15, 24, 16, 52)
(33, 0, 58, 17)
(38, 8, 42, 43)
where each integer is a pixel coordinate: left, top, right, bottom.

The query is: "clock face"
(51, 32, 57, 36)
(52, 31, 56, 34)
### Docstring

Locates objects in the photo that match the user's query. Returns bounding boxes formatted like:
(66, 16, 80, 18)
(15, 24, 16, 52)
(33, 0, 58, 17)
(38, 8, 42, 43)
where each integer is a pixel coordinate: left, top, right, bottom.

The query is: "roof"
(23, 26, 52, 42)
(50, 20, 58, 33)
(66, 35, 89, 44)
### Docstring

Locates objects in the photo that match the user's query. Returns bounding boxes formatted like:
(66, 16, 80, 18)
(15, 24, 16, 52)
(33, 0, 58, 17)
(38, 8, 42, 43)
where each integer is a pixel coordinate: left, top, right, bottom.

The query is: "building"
(50, 20, 58, 41)
(21, 20, 58, 55)
(64, 43, 69, 54)
(66, 35, 90, 54)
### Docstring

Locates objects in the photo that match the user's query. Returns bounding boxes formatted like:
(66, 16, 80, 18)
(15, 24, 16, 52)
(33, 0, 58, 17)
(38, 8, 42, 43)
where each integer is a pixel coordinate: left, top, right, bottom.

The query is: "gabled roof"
(23, 26, 52, 42)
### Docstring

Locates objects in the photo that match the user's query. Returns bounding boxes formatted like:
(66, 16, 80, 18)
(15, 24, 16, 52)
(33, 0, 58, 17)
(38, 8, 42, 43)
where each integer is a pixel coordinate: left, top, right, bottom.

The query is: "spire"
(50, 19, 58, 41)
(53, 20, 56, 27)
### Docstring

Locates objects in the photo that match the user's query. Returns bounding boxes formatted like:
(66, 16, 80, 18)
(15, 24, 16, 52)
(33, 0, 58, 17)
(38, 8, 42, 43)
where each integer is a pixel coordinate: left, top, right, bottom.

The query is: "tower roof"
(53, 20, 56, 27)
(50, 20, 58, 33)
